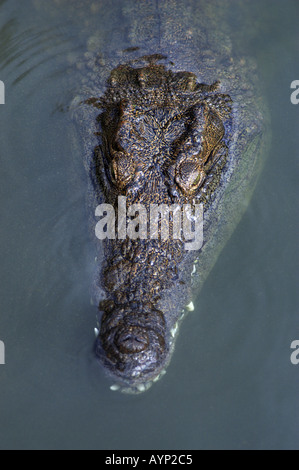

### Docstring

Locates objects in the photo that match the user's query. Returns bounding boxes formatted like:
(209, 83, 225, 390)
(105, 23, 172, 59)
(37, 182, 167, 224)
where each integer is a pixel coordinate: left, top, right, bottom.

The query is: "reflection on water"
(0, 0, 298, 450)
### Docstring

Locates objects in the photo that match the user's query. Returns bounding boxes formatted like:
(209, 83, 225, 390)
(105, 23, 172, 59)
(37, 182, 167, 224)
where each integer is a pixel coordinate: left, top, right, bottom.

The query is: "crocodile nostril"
(115, 327, 149, 354)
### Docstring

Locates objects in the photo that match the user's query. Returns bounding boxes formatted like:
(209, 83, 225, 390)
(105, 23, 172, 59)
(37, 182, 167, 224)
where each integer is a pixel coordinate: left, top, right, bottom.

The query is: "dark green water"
(0, 0, 298, 450)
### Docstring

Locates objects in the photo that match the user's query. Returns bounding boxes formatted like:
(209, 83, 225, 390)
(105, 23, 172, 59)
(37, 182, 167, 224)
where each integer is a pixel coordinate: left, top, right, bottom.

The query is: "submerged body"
(71, 0, 269, 392)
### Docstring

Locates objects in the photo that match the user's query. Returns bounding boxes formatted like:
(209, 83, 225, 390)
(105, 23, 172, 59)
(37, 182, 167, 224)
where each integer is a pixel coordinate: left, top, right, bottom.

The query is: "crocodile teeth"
(191, 264, 196, 275)
(170, 323, 178, 338)
(153, 369, 166, 383)
(110, 384, 120, 391)
(137, 383, 150, 392)
(186, 301, 195, 311)
(94, 327, 99, 337)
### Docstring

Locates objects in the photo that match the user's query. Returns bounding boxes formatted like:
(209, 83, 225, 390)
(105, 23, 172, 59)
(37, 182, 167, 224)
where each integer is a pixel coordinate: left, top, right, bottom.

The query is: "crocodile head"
(88, 58, 233, 392)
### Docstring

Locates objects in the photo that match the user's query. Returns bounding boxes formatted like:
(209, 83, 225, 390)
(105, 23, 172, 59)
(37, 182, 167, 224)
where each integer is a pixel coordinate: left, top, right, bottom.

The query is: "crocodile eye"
(175, 159, 205, 195)
(111, 151, 135, 189)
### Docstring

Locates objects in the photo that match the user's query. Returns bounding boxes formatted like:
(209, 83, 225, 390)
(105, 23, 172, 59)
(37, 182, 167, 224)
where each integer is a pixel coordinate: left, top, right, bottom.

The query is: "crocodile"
(69, 0, 269, 393)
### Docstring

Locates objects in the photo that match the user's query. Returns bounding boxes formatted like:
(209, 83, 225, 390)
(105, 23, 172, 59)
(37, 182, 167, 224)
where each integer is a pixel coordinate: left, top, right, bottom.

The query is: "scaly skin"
(69, 0, 270, 393)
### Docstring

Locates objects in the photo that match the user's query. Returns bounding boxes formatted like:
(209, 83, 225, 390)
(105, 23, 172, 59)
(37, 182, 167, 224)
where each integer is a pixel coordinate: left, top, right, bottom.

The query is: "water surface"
(0, 0, 298, 450)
